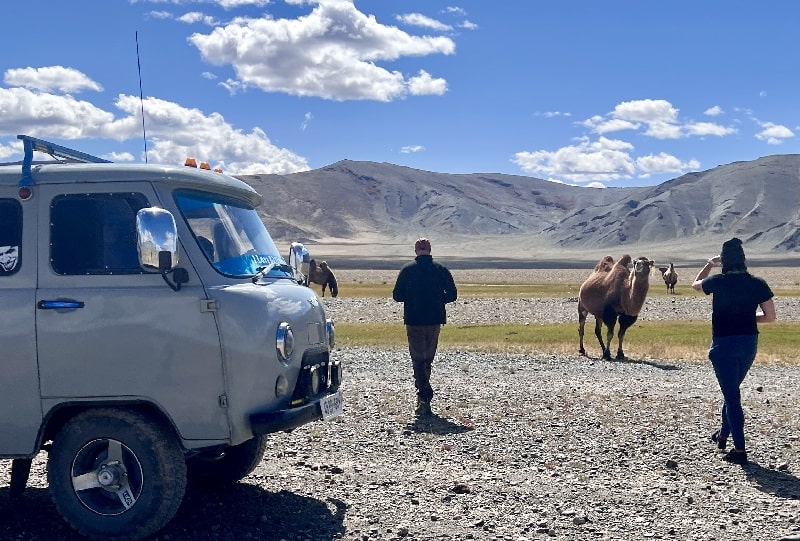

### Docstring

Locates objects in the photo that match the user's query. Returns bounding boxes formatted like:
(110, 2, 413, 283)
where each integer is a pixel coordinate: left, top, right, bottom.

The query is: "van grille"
(291, 349, 332, 405)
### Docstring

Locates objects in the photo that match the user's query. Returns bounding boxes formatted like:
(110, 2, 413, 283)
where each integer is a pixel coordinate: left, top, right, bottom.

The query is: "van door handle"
(38, 300, 85, 309)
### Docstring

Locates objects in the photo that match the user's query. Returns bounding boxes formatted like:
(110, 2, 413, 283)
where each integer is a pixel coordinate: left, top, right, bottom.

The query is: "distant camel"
(578, 254, 655, 360)
(658, 263, 678, 294)
(308, 259, 339, 298)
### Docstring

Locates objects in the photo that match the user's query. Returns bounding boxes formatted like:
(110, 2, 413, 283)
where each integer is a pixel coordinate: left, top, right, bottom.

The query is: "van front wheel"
(187, 435, 267, 488)
(48, 409, 187, 541)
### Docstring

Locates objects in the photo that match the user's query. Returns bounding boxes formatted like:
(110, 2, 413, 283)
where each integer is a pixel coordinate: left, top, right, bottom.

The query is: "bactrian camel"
(658, 262, 678, 294)
(578, 254, 655, 360)
(308, 259, 339, 298)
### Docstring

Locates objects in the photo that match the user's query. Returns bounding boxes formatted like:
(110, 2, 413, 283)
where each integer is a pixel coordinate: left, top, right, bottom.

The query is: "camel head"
(633, 257, 655, 276)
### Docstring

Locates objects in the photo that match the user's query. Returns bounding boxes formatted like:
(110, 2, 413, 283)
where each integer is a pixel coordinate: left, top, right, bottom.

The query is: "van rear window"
(0, 199, 22, 275)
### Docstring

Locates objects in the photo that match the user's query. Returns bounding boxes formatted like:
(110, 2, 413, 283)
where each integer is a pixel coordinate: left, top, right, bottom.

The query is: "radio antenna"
(135, 31, 149, 163)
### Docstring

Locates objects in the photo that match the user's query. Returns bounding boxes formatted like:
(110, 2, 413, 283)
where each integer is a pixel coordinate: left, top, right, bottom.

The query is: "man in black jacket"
(392, 238, 458, 417)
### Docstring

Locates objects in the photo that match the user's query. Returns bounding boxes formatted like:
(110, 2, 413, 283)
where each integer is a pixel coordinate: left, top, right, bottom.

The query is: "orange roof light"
(213, 168, 223, 173)
(184, 157, 197, 168)
(200, 162, 211, 170)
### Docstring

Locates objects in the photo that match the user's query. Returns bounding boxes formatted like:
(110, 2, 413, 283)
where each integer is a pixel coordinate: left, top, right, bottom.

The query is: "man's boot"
(415, 397, 432, 418)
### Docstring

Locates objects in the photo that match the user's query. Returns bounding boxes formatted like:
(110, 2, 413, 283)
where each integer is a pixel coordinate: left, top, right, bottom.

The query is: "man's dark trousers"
(406, 324, 441, 403)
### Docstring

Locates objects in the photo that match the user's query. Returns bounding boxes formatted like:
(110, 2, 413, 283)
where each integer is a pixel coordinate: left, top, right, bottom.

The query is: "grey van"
(0, 135, 343, 540)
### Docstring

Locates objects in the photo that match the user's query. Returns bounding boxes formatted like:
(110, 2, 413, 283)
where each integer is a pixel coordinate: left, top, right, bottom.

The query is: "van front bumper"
(249, 388, 343, 434)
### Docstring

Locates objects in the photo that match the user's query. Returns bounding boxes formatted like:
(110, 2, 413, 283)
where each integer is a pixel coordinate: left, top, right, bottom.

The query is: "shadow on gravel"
(407, 414, 474, 435)
(583, 356, 681, 371)
(743, 462, 800, 500)
(0, 483, 347, 540)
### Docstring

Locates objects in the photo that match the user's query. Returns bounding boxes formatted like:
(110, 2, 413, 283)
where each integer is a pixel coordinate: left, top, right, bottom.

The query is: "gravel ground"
(2, 268, 800, 541)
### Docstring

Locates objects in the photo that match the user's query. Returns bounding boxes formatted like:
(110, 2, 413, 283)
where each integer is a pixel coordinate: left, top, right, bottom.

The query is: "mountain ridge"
(236, 155, 800, 265)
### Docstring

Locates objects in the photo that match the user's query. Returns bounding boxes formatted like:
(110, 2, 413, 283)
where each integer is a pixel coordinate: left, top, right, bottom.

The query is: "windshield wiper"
(251, 262, 295, 283)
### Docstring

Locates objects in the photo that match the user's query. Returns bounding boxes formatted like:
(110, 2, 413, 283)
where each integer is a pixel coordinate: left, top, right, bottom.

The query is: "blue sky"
(0, 1, 797, 188)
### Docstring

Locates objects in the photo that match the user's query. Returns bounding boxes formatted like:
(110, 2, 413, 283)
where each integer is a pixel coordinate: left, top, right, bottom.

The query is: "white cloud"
(301, 111, 313, 131)
(513, 136, 636, 183)
(219, 78, 247, 95)
(401, 145, 425, 154)
(643, 121, 682, 139)
(636, 152, 700, 175)
(684, 122, 737, 137)
(704, 105, 723, 116)
(0, 87, 115, 138)
(4, 66, 103, 93)
(104, 151, 135, 162)
(407, 70, 447, 96)
(0, 141, 21, 160)
(755, 122, 794, 145)
(396, 13, 452, 32)
(539, 111, 571, 118)
(147, 11, 173, 20)
(177, 12, 219, 25)
(112, 94, 310, 173)
(0, 68, 309, 175)
(612, 99, 678, 124)
(514, 134, 703, 185)
(582, 99, 734, 140)
(458, 20, 478, 30)
(443, 7, 467, 16)
(187, 1, 455, 101)
(581, 116, 640, 134)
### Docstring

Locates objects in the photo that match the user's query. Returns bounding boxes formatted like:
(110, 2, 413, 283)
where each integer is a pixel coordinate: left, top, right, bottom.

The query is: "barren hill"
(237, 155, 800, 266)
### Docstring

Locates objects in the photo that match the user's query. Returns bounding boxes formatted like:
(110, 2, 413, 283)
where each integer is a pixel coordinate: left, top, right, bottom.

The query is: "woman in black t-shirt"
(692, 238, 776, 464)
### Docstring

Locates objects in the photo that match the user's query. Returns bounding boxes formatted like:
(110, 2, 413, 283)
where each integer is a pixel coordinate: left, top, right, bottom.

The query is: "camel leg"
(598, 307, 617, 360)
(594, 318, 612, 360)
(577, 303, 588, 356)
(615, 314, 639, 359)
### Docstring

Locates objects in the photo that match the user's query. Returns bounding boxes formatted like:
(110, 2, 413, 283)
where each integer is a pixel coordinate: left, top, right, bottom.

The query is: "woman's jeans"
(708, 334, 758, 450)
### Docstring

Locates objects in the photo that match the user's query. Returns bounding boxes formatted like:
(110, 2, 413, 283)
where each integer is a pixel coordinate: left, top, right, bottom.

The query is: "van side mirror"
(136, 207, 179, 272)
(136, 208, 189, 292)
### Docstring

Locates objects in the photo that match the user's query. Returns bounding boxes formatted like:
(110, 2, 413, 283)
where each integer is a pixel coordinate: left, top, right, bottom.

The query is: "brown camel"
(578, 254, 654, 360)
(308, 259, 339, 297)
(658, 263, 678, 294)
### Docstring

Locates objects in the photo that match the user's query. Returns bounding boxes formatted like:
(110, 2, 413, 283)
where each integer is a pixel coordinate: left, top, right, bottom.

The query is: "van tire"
(187, 435, 268, 489)
(48, 409, 187, 541)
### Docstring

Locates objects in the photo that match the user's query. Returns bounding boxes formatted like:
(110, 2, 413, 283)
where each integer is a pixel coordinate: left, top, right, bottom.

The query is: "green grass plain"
(334, 281, 800, 364)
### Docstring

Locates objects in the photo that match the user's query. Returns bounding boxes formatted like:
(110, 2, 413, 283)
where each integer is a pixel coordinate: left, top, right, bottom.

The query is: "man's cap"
(414, 238, 431, 252)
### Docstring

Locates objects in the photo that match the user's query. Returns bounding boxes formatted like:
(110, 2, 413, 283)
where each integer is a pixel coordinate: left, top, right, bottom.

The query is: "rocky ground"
(2, 268, 799, 541)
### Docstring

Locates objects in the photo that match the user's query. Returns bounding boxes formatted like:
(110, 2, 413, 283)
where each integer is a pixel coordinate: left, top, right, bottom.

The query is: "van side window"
(50, 193, 149, 275)
(0, 199, 22, 276)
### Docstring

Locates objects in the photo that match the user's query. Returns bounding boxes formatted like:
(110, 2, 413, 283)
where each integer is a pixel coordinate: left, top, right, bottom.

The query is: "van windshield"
(175, 192, 291, 279)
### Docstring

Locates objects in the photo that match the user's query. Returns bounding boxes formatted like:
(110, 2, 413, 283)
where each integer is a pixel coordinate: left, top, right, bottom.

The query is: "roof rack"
(18, 134, 112, 187)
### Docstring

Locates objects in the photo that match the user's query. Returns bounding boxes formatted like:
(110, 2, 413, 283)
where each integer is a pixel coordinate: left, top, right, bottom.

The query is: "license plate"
(320, 389, 344, 420)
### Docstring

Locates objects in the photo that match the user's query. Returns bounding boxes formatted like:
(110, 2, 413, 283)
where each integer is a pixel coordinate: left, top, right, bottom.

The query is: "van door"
(0, 194, 42, 455)
(35, 184, 230, 443)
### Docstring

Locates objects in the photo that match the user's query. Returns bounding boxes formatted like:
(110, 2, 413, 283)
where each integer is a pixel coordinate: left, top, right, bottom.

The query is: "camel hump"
(593, 255, 615, 272)
(616, 254, 632, 267)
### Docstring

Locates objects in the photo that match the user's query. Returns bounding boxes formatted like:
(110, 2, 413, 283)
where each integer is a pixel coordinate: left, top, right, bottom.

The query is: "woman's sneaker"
(723, 449, 748, 464)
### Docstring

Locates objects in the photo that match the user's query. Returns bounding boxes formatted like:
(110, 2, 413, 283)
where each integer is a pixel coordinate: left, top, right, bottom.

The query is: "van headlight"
(276, 322, 294, 362)
(326, 318, 335, 349)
